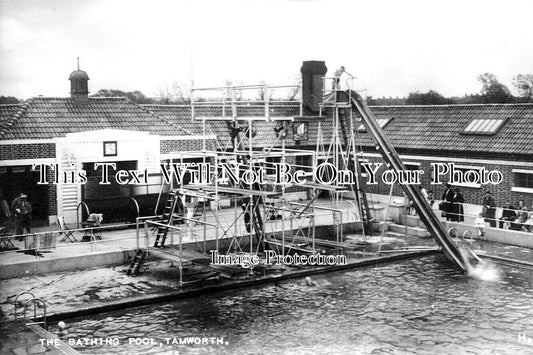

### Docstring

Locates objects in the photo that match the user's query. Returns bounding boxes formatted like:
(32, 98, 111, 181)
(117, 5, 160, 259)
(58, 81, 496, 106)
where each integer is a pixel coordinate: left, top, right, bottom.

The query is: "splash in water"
(467, 261, 500, 281)
(459, 247, 500, 281)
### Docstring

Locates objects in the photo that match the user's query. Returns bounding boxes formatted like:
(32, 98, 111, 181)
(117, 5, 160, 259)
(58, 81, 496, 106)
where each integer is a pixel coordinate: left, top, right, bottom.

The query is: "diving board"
(185, 185, 281, 197)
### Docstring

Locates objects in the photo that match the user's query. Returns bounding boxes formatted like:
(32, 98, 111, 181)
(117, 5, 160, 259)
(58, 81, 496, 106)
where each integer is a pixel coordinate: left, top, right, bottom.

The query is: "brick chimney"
(300, 61, 327, 114)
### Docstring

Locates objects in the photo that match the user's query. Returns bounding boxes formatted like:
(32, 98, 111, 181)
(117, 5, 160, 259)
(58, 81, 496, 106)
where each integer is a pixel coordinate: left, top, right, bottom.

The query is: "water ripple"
(65, 254, 533, 354)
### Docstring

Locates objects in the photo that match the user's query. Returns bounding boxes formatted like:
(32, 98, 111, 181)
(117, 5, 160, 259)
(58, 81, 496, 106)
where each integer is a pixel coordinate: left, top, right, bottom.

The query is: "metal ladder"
(127, 249, 148, 276)
(14, 291, 47, 329)
(338, 105, 373, 235)
(153, 190, 181, 248)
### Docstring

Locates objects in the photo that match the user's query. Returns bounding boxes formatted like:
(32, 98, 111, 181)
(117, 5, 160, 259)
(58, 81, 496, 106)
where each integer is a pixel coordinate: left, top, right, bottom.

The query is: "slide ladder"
(339, 107, 373, 234)
(349, 92, 468, 272)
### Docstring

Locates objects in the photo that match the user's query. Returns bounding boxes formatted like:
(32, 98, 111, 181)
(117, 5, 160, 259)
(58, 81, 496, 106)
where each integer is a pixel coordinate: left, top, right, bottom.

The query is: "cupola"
(69, 58, 90, 101)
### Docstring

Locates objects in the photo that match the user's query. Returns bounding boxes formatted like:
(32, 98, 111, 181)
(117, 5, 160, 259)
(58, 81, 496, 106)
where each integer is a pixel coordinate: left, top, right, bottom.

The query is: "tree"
(366, 96, 378, 106)
(92, 89, 155, 104)
(256, 80, 271, 101)
(405, 90, 450, 105)
(157, 82, 192, 104)
(286, 74, 302, 101)
(0, 96, 20, 104)
(513, 74, 533, 103)
(477, 73, 514, 103)
(222, 79, 242, 101)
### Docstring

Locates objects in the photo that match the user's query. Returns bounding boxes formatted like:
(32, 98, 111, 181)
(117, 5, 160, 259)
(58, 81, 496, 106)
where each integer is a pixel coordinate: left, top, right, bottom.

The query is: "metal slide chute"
(349, 92, 469, 272)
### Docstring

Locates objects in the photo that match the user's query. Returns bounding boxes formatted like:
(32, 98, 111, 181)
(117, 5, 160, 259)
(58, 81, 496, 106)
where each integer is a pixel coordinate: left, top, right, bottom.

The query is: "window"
(512, 169, 533, 193)
(265, 156, 281, 175)
(404, 162, 421, 171)
(357, 117, 393, 132)
(461, 118, 506, 135)
(295, 154, 313, 174)
(83, 161, 137, 200)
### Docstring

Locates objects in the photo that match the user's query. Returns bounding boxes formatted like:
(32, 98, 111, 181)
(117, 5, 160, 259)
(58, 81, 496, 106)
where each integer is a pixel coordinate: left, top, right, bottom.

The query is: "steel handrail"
(192, 83, 300, 92)
(23, 297, 47, 329)
(76, 202, 90, 229)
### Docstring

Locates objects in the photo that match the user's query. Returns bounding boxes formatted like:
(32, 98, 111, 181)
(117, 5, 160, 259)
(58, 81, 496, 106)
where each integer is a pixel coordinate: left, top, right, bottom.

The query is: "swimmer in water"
(57, 321, 68, 337)
(304, 276, 319, 287)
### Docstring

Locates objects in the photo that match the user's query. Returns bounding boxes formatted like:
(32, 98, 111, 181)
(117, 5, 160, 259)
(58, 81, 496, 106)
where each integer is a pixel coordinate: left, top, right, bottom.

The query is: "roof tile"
(2, 100, 532, 157)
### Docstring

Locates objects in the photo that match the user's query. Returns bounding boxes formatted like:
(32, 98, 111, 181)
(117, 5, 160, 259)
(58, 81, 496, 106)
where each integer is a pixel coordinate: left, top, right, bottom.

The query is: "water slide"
(349, 92, 469, 272)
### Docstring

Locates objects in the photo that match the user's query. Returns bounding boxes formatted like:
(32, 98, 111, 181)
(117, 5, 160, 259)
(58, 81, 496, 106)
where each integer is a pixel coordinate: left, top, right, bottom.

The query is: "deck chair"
(0, 226, 15, 250)
(57, 216, 77, 243)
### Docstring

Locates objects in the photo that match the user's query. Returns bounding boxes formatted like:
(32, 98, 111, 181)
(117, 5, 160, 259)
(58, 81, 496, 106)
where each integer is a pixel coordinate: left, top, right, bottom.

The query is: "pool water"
(64, 254, 533, 354)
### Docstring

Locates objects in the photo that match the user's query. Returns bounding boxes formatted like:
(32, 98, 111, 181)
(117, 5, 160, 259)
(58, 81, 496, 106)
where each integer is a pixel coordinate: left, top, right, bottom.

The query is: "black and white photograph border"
(1, 0, 533, 354)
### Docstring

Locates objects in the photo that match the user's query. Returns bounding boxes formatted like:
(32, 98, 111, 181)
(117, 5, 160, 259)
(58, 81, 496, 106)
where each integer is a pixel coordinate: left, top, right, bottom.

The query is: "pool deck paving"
(1, 323, 80, 355)
(0, 200, 363, 269)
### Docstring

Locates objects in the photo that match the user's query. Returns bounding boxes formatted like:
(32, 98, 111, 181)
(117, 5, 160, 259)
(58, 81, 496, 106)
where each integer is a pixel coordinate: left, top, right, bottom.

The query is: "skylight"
(462, 118, 506, 135)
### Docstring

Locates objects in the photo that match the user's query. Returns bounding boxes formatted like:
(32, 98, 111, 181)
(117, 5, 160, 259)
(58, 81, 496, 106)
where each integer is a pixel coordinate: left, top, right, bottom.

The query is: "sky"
(1, 0, 532, 100)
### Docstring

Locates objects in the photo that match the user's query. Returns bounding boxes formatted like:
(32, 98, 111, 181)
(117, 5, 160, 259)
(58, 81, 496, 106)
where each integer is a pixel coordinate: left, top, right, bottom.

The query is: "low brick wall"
(444, 220, 533, 249)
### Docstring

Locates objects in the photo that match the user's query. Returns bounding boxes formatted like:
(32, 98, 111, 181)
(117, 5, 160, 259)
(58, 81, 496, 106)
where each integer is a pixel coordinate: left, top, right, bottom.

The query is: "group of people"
(474, 197, 533, 236)
(498, 200, 533, 232)
(439, 183, 465, 222)
(0, 190, 33, 238)
(422, 184, 533, 234)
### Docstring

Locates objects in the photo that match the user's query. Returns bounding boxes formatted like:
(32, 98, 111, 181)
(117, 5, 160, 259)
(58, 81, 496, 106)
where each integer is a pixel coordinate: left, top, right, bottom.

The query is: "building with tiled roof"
(347, 103, 533, 208)
(0, 68, 212, 225)
(0, 97, 196, 140)
(141, 98, 533, 211)
(360, 104, 533, 159)
(2, 60, 533, 227)
(0, 104, 22, 136)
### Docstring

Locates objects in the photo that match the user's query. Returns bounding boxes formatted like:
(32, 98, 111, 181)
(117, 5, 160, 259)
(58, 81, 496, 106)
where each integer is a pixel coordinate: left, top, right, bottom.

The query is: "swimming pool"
(62, 252, 533, 354)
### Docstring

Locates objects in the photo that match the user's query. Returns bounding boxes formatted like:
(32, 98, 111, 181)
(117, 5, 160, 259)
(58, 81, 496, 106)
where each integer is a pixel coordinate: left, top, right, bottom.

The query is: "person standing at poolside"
(427, 191, 435, 208)
(499, 201, 516, 229)
(14, 194, 32, 238)
(0, 189, 10, 227)
(441, 183, 455, 221)
(475, 212, 485, 236)
(482, 191, 496, 227)
(452, 188, 464, 222)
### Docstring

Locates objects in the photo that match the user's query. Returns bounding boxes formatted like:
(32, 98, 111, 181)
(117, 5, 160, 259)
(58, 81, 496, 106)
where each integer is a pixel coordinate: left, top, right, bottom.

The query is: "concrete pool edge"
(7, 249, 439, 325)
(0, 249, 135, 280)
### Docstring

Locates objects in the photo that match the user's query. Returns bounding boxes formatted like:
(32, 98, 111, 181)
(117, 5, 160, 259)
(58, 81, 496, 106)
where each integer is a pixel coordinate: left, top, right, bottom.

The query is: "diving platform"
(190, 83, 303, 122)
(148, 248, 208, 264)
(292, 116, 327, 122)
(193, 116, 297, 122)
(296, 181, 349, 192)
(148, 248, 245, 279)
(185, 185, 281, 197)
